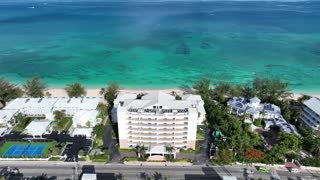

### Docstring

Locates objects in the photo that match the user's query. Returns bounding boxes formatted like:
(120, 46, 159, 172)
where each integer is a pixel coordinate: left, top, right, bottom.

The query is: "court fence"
(2, 138, 53, 143)
(0, 156, 51, 161)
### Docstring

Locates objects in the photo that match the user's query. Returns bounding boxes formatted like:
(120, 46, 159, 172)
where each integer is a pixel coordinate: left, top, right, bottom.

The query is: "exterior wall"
(187, 112, 197, 150)
(187, 140, 196, 149)
(118, 109, 129, 148)
(301, 105, 320, 131)
(117, 109, 197, 150)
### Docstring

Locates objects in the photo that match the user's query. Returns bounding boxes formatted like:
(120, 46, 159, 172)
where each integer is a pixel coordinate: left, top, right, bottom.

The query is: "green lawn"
(63, 117, 73, 130)
(119, 148, 136, 153)
(0, 142, 53, 157)
(90, 150, 110, 162)
(53, 117, 73, 131)
(196, 126, 205, 140)
(13, 118, 32, 131)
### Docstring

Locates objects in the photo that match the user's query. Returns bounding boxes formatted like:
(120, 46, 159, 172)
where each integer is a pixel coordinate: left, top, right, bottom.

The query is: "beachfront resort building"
(112, 91, 206, 156)
(301, 97, 320, 132)
(227, 96, 282, 121)
(1, 97, 102, 137)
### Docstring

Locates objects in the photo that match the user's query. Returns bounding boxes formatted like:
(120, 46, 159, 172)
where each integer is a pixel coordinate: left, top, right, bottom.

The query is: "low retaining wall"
(0, 157, 50, 161)
(235, 162, 320, 171)
(124, 161, 192, 166)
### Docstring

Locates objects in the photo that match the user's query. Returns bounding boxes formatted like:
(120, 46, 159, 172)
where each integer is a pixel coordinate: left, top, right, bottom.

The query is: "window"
(153, 106, 156, 109)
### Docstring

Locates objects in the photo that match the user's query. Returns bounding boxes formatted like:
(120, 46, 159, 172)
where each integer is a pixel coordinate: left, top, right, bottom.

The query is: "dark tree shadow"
(185, 167, 221, 180)
(153, 171, 163, 180)
(140, 172, 150, 180)
(115, 173, 124, 180)
(178, 85, 194, 94)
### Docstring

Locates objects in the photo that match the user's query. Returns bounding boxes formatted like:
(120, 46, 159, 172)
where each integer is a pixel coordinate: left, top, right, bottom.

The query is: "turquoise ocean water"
(0, 1, 320, 92)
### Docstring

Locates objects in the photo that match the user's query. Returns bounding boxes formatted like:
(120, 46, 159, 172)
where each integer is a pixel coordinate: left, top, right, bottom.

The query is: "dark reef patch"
(175, 42, 190, 55)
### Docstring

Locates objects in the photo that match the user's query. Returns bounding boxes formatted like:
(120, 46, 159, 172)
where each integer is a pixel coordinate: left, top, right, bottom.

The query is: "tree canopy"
(93, 124, 105, 138)
(23, 76, 47, 98)
(253, 78, 292, 103)
(100, 82, 120, 105)
(65, 82, 86, 98)
(0, 77, 23, 106)
(52, 110, 66, 131)
(192, 78, 211, 100)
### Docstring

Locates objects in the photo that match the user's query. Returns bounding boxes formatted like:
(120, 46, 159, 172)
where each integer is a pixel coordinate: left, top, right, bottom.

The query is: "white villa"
(24, 119, 52, 138)
(72, 110, 99, 128)
(112, 91, 206, 157)
(4, 98, 57, 117)
(301, 97, 320, 132)
(53, 97, 100, 116)
(2, 97, 102, 134)
(227, 96, 282, 121)
(265, 118, 300, 136)
(0, 109, 19, 127)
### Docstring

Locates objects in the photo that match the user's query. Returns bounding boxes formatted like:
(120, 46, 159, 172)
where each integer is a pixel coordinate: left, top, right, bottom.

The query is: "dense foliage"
(100, 82, 120, 105)
(23, 76, 47, 98)
(0, 77, 23, 106)
(192, 77, 318, 165)
(52, 110, 71, 131)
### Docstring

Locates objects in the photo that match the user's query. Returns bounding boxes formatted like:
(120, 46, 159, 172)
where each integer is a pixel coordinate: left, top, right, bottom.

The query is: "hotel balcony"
(128, 132, 157, 137)
(128, 122, 157, 127)
(126, 111, 189, 117)
(127, 122, 188, 128)
(156, 123, 188, 128)
(129, 137, 187, 143)
(157, 137, 187, 141)
(157, 132, 187, 137)
(129, 137, 157, 141)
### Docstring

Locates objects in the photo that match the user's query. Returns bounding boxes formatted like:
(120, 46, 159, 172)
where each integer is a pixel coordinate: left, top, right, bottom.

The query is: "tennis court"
(3, 144, 46, 157)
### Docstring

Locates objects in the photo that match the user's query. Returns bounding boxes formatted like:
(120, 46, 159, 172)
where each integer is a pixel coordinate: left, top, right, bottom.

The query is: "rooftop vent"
(38, 98, 43, 103)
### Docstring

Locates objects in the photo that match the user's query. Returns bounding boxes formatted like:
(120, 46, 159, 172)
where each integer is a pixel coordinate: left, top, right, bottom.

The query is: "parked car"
(259, 167, 269, 173)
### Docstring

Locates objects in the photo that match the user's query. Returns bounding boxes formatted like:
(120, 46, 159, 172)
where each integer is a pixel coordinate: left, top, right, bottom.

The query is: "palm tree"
(65, 82, 86, 98)
(241, 112, 250, 121)
(138, 145, 147, 159)
(310, 138, 320, 158)
(53, 110, 66, 131)
(97, 103, 108, 119)
(0, 77, 23, 106)
(259, 109, 266, 119)
(240, 83, 256, 99)
(170, 91, 176, 96)
(192, 78, 211, 99)
(23, 76, 47, 98)
(86, 121, 91, 127)
(165, 145, 175, 161)
(100, 82, 120, 105)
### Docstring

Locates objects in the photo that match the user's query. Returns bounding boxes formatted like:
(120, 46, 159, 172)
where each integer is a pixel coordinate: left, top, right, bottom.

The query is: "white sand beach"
(46, 87, 320, 100)
(46, 88, 188, 98)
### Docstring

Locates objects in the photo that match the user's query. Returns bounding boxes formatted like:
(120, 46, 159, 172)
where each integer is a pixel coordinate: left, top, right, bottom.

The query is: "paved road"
(1, 161, 320, 180)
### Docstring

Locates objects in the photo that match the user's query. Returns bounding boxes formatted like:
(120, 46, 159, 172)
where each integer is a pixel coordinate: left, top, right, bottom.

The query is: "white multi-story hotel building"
(301, 97, 320, 131)
(112, 91, 205, 151)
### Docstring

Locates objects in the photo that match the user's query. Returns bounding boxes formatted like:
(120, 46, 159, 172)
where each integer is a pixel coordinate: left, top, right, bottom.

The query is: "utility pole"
(74, 159, 79, 180)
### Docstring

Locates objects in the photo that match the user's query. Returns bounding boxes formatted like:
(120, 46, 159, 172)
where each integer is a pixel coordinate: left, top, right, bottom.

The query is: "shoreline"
(46, 87, 320, 100)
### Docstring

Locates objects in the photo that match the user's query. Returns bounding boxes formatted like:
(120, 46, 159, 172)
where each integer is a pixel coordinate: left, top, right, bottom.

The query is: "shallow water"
(0, 1, 320, 92)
